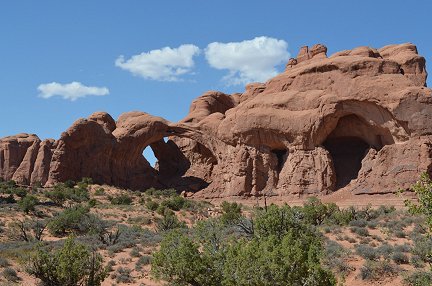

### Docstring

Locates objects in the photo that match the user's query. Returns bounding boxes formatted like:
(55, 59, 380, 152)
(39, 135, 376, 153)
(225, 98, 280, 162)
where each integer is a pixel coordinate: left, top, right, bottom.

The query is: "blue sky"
(1, 1, 431, 164)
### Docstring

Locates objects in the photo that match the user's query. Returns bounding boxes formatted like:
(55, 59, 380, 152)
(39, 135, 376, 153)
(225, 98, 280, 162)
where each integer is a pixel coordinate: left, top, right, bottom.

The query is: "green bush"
(108, 194, 133, 205)
(220, 201, 242, 225)
(0, 194, 16, 204)
(404, 271, 432, 286)
(156, 213, 186, 232)
(145, 188, 177, 198)
(114, 267, 134, 283)
(27, 236, 107, 286)
(64, 180, 76, 188)
(355, 244, 379, 261)
(47, 206, 106, 236)
(2, 267, 20, 282)
(12, 187, 28, 198)
(377, 244, 394, 259)
(302, 197, 335, 225)
(18, 195, 39, 214)
(161, 195, 186, 211)
(0, 257, 10, 267)
(94, 188, 105, 196)
(392, 251, 409, 264)
(146, 199, 159, 211)
(360, 260, 398, 280)
(350, 226, 369, 236)
(45, 183, 90, 206)
(152, 204, 336, 286)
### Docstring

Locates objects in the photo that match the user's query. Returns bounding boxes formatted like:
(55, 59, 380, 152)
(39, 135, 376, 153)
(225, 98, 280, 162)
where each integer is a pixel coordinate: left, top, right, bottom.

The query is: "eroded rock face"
(1, 43, 431, 198)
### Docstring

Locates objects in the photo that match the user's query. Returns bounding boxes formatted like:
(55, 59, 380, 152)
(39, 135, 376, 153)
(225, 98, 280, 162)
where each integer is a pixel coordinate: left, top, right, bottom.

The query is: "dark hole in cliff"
(323, 136, 369, 189)
(400, 68, 405, 75)
(271, 149, 287, 172)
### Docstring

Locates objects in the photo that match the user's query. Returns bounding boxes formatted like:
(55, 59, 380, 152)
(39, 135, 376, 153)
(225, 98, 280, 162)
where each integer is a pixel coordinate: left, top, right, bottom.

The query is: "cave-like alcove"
(323, 136, 369, 189)
(271, 149, 288, 172)
(320, 114, 395, 190)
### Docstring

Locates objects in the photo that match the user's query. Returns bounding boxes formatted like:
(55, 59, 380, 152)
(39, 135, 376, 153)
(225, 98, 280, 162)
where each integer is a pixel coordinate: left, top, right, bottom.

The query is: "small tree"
(18, 195, 38, 214)
(406, 173, 432, 233)
(9, 219, 46, 242)
(27, 236, 107, 286)
(152, 230, 210, 286)
(405, 172, 432, 270)
(220, 201, 242, 225)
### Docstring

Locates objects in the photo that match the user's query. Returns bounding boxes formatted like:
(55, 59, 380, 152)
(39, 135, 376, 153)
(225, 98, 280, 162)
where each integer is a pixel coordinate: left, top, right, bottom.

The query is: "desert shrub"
(8, 219, 47, 242)
(0, 257, 10, 267)
(64, 180, 76, 188)
(156, 213, 186, 232)
(146, 199, 159, 211)
(349, 219, 368, 228)
(161, 195, 186, 211)
(355, 244, 379, 261)
(324, 241, 353, 276)
(12, 187, 28, 198)
(152, 204, 336, 286)
(395, 229, 406, 238)
(44, 187, 66, 206)
(87, 198, 97, 207)
(108, 194, 133, 205)
(2, 267, 20, 282)
(220, 201, 242, 225)
(367, 220, 378, 229)
(0, 180, 17, 195)
(129, 247, 140, 257)
(140, 229, 163, 247)
(410, 255, 425, 268)
(127, 216, 151, 226)
(360, 260, 398, 280)
(377, 244, 394, 259)
(0, 194, 16, 204)
(45, 183, 89, 206)
(350, 226, 369, 236)
(405, 173, 432, 233)
(405, 173, 432, 273)
(404, 271, 432, 286)
(412, 236, 432, 264)
(394, 243, 411, 253)
(135, 255, 152, 271)
(392, 251, 409, 264)
(145, 188, 177, 198)
(327, 208, 354, 226)
(302, 197, 335, 225)
(27, 236, 107, 286)
(106, 260, 116, 272)
(48, 206, 106, 236)
(94, 188, 105, 196)
(105, 225, 157, 253)
(18, 195, 39, 214)
(156, 204, 173, 216)
(114, 267, 133, 283)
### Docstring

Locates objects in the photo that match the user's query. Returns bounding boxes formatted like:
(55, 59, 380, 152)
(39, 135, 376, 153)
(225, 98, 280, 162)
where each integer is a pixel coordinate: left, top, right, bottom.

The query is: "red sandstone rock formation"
(1, 43, 431, 198)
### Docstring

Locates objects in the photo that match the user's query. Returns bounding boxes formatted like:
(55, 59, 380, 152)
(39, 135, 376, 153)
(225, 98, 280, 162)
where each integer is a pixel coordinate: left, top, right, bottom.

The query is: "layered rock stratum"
(1, 43, 431, 198)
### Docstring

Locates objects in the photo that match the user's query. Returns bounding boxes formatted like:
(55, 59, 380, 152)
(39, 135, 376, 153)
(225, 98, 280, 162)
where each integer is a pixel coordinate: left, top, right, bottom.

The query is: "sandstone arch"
(2, 43, 431, 199)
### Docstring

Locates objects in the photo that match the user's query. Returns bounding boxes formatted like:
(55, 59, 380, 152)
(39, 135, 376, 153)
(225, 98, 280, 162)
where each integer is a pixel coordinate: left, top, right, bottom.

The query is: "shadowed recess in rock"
(324, 136, 370, 189)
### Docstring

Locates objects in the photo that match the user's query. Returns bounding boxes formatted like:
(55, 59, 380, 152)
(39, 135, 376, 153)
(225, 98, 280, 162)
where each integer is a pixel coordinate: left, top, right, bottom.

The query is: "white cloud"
(38, 82, 109, 101)
(205, 36, 290, 85)
(115, 44, 200, 81)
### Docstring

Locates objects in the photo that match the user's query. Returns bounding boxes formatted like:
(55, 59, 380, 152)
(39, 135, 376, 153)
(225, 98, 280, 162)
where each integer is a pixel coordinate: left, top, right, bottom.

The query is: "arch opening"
(143, 146, 158, 168)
